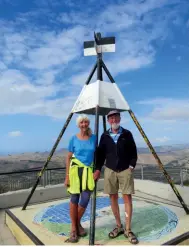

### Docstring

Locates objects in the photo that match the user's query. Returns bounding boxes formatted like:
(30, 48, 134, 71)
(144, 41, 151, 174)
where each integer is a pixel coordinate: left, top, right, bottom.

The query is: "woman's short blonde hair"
(76, 114, 92, 136)
(76, 114, 90, 126)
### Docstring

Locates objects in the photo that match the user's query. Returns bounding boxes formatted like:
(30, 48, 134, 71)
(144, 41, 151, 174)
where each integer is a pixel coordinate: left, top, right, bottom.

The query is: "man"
(94, 110, 138, 244)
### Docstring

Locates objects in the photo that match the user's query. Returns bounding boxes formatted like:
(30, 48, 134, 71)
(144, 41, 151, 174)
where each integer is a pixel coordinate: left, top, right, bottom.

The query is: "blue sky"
(0, 0, 189, 154)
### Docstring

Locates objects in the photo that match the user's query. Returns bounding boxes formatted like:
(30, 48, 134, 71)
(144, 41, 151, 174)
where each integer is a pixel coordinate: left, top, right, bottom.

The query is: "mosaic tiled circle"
(33, 196, 178, 242)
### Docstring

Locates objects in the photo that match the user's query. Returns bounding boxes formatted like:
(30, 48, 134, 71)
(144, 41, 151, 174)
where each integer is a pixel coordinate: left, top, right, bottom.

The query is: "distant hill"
(137, 144, 189, 154)
(55, 144, 189, 154)
(55, 148, 68, 154)
(0, 144, 189, 173)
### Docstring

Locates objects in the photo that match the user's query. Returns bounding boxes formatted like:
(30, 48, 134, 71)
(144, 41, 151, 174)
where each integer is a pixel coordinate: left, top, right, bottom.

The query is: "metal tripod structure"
(22, 32, 189, 246)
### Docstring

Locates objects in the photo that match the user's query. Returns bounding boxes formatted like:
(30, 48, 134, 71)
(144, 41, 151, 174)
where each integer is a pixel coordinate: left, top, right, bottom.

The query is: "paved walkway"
(0, 210, 19, 245)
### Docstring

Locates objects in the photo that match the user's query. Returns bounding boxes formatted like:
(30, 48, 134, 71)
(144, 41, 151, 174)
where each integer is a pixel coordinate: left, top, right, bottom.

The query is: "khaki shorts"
(104, 167, 135, 195)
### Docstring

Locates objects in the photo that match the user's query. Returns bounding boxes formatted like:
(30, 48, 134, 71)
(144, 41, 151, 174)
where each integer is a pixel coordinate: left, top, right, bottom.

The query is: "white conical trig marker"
(71, 79, 130, 115)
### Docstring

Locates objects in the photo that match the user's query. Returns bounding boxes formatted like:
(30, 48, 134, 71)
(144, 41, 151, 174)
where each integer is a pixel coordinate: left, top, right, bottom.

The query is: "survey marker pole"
(89, 105, 100, 245)
(95, 33, 107, 131)
(101, 59, 107, 131)
(101, 59, 189, 215)
(22, 62, 98, 211)
(89, 32, 103, 245)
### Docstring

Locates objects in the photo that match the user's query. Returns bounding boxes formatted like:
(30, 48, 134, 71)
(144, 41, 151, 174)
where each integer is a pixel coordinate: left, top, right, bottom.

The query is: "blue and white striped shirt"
(109, 127, 123, 143)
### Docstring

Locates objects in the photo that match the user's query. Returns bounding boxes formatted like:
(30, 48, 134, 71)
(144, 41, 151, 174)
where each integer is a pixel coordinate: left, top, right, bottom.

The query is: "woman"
(64, 114, 96, 243)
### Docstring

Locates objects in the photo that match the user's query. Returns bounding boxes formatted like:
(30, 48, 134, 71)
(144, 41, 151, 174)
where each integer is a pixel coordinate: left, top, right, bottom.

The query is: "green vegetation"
(183, 180, 189, 186)
(0, 184, 6, 193)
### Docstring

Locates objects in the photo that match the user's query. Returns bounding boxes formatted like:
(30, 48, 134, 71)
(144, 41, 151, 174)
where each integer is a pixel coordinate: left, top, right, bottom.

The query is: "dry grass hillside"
(0, 145, 189, 173)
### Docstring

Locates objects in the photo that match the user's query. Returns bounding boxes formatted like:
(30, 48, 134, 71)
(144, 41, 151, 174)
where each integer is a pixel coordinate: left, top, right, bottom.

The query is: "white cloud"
(0, 23, 92, 120)
(120, 115, 130, 124)
(0, 62, 7, 70)
(35, 69, 58, 85)
(0, 69, 78, 119)
(23, 26, 88, 70)
(0, 22, 89, 70)
(8, 131, 22, 137)
(70, 71, 92, 86)
(137, 98, 172, 105)
(28, 96, 76, 120)
(61, 0, 185, 82)
(137, 98, 189, 121)
(176, 56, 181, 61)
(155, 136, 170, 143)
(58, 12, 90, 25)
(120, 81, 131, 86)
(70, 70, 97, 86)
(107, 55, 154, 76)
(0, 30, 34, 65)
(151, 107, 189, 121)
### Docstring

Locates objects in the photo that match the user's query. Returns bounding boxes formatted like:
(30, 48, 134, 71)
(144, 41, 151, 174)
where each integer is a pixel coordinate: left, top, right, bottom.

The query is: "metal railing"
(138, 165, 189, 186)
(0, 165, 188, 194)
(0, 167, 66, 194)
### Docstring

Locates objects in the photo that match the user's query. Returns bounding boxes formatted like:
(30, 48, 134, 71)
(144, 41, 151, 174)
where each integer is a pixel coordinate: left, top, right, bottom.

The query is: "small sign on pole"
(84, 33, 115, 56)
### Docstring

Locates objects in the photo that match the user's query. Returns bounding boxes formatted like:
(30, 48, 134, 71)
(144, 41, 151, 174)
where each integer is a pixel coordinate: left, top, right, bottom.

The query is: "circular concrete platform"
(33, 194, 178, 244)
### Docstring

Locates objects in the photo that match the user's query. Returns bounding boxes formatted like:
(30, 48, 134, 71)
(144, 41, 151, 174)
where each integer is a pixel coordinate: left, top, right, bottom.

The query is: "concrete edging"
(0, 179, 104, 209)
(1, 179, 189, 209)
